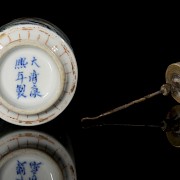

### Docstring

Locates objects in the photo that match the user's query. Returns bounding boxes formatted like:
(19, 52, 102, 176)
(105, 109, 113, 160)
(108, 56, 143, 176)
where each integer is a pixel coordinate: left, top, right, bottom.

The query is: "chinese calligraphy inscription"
(15, 57, 42, 99)
(16, 160, 42, 180)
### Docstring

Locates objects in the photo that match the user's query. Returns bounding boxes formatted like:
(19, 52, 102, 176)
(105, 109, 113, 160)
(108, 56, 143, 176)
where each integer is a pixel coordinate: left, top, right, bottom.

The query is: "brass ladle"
(81, 62, 180, 147)
(81, 62, 180, 122)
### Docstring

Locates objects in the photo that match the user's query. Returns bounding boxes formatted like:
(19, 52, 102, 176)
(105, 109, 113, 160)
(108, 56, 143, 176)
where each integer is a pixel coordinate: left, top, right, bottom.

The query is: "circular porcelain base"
(0, 130, 77, 179)
(0, 41, 65, 115)
(0, 19, 78, 126)
(0, 148, 63, 180)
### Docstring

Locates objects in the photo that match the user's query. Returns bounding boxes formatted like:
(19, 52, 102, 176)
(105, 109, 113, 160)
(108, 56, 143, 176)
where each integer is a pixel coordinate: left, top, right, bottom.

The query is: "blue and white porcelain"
(0, 18, 78, 126)
(0, 129, 77, 180)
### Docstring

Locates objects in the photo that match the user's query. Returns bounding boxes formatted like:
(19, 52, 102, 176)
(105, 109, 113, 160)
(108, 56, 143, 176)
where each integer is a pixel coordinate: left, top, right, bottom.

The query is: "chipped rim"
(0, 18, 78, 126)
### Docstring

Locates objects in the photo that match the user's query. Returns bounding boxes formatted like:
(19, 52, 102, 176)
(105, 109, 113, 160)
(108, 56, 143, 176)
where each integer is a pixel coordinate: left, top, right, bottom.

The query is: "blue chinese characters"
(16, 161, 26, 180)
(16, 160, 42, 180)
(15, 57, 42, 99)
(29, 162, 42, 180)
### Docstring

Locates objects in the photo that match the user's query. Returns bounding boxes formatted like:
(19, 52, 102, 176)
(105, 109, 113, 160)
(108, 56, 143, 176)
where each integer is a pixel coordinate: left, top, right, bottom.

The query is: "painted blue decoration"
(15, 56, 42, 99)
(16, 84, 27, 99)
(16, 160, 42, 180)
(29, 70, 39, 84)
(29, 175, 37, 180)
(29, 161, 42, 180)
(15, 57, 28, 69)
(31, 57, 40, 68)
(16, 72, 27, 84)
(16, 160, 27, 180)
(30, 85, 42, 98)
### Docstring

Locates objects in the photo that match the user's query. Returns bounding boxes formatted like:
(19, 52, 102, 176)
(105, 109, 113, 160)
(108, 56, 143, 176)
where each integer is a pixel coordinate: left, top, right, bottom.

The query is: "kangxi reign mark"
(15, 56, 42, 99)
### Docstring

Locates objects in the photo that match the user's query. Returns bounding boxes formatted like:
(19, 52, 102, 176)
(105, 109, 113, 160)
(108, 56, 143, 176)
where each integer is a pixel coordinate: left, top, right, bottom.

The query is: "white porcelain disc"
(0, 41, 64, 115)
